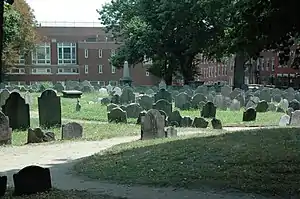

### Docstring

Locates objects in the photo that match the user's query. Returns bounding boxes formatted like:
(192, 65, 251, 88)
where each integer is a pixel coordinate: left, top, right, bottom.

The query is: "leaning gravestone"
(13, 165, 52, 196)
(0, 111, 12, 145)
(2, 92, 30, 130)
(38, 89, 61, 128)
(201, 102, 216, 118)
(141, 109, 165, 140)
(61, 122, 83, 140)
(243, 108, 256, 121)
(108, 107, 127, 123)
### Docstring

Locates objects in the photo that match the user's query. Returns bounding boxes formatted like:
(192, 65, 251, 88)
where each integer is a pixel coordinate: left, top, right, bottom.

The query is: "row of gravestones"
(0, 165, 52, 197)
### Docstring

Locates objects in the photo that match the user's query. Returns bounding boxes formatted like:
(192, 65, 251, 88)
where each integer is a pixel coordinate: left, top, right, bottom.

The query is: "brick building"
(6, 22, 159, 87)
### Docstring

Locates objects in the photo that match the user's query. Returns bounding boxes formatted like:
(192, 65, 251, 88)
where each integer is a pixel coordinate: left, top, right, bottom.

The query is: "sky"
(26, 0, 110, 26)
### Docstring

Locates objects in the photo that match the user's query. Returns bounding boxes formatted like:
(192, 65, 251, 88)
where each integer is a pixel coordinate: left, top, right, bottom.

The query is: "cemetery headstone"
(38, 89, 61, 128)
(13, 166, 52, 196)
(125, 103, 143, 118)
(290, 110, 300, 126)
(153, 99, 172, 116)
(192, 117, 209, 128)
(0, 176, 7, 197)
(256, 100, 268, 112)
(107, 107, 127, 123)
(0, 89, 10, 108)
(27, 128, 55, 144)
(141, 109, 165, 140)
(167, 110, 182, 127)
(243, 108, 256, 121)
(61, 122, 83, 140)
(165, 126, 177, 138)
(138, 95, 153, 110)
(154, 89, 172, 103)
(211, 118, 222, 129)
(2, 92, 30, 130)
(180, 116, 193, 127)
(201, 102, 217, 118)
(279, 114, 290, 126)
(0, 111, 11, 145)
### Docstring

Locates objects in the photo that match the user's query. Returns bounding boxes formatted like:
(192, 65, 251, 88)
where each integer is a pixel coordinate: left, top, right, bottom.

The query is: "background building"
(6, 22, 159, 87)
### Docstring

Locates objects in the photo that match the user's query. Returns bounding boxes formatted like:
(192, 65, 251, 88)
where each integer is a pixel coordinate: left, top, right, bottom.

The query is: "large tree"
(3, 0, 38, 67)
(98, 0, 220, 84)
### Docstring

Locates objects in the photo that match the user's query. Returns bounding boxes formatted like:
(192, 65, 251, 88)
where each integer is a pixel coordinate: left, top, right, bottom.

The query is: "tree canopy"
(3, 0, 38, 66)
(98, 0, 300, 87)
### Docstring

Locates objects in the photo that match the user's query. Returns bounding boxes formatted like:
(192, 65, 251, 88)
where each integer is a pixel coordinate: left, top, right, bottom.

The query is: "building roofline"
(37, 21, 105, 28)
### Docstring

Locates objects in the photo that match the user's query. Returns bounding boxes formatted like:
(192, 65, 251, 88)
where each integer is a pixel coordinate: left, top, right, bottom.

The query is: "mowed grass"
(11, 118, 140, 146)
(74, 128, 300, 196)
(3, 189, 127, 199)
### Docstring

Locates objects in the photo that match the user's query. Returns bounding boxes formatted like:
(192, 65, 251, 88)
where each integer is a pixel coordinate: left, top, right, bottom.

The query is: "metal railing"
(37, 21, 103, 27)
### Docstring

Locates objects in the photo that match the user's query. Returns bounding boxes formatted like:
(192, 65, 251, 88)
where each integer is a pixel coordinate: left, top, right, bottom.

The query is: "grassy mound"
(3, 189, 127, 199)
(74, 128, 300, 196)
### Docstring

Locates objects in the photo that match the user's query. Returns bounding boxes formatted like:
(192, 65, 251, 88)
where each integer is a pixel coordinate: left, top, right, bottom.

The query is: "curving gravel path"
(0, 128, 278, 199)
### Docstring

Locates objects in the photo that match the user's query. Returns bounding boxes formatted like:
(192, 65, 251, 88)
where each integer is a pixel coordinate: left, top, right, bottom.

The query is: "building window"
(84, 65, 88, 74)
(57, 42, 76, 64)
(7, 68, 25, 74)
(18, 55, 25, 65)
(109, 80, 118, 86)
(111, 49, 115, 56)
(98, 81, 105, 86)
(32, 68, 51, 74)
(271, 59, 275, 71)
(84, 49, 88, 58)
(32, 43, 51, 65)
(261, 58, 264, 71)
(57, 68, 79, 74)
(98, 65, 103, 73)
(98, 49, 102, 58)
(111, 65, 116, 73)
(146, 71, 149, 76)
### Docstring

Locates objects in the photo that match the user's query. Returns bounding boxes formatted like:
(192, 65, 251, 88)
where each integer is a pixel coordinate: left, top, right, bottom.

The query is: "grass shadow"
(74, 127, 300, 198)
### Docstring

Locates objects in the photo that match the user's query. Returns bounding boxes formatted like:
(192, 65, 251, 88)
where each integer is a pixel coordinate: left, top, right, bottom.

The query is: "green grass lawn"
(3, 189, 127, 199)
(12, 118, 140, 146)
(74, 127, 300, 196)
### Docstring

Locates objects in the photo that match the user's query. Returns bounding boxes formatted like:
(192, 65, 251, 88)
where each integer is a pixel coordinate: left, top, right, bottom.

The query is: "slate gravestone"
(0, 89, 10, 108)
(61, 122, 83, 140)
(154, 89, 172, 103)
(141, 109, 165, 140)
(167, 110, 182, 127)
(0, 176, 7, 197)
(158, 79, 167, 90)
(111, 94, 120, 104)
(211, 118, 222, 129)
(243, 108, 257, 121)
(38, 89, 62, 128)
(120, 87, 135, 104)
(125, 103, 143, 118)
(138, 95, 153, 110)
(201, 102, 217, 118)
(191, 93, 207, 109)
(101, 97, 110, 105)
(256, 100, 268, 112)
(107, 107, 127, 123)
(180, 116, 193, 127)
(221, 85, 231, 97)
(0, 111, 12, 145)
(107, 103, 119, 112)
(192, 117, 209, 128)
(13, 166, 52, 196)
(153, 99, 172, 116)
(2, 92, 30, 130)
(174, 92, 190, 109)
(289, 99, 300, 111)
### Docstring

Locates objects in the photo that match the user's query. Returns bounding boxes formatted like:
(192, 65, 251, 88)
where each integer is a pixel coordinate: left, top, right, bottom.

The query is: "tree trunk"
(233, 52, 246, 89)
(179, 56, 195, 85)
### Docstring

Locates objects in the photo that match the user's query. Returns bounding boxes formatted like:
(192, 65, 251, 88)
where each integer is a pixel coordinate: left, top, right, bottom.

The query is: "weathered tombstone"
(221, 85, 231, 97)
(107, 107, 127, 123)
(38, 89, 61, 128)
(211, 118, 222, 129)
(120, 87, 135, 104)
(27, 128, 55, 144)
(0, 89, 10, 108)
(165, 126, 177, 137)
(158, 79, 167, 90)
(175, 92, 190, 109)
(154, 89, 172, 103)
(2, 92, 30, 130)
(201, 102, 217, 118)
(289, 99, 300, 111)
(153, 99, 172, 116)
(256, 100, 268, 112)
(125, 103, 143, 118)
(191, 93, 207, 109)
(167, 110, 182, 127)
(141, 109, 165, 140)
(180, 116, 193, 127)
(229, 99, 241, 111)
(290, 110, 300, 126)
(53, 82, 65, 92)
(13, 166, 52, 196)
(242, 108, 256, 121)
(0, 111, 12, 145)
(0, 176, 7, 197)
(107, 103, 119, 112)
(267, 103, 276, 111)
(138, 95, 153, 110)
(101, 97, 111, 105)
(279, 114, 290, 126)
(192, 117, 209, 128)
(61, 122, 83, 140)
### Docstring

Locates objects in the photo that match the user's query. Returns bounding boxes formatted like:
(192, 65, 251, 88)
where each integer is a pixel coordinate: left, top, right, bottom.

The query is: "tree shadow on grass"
(74, 127, 300, 198)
